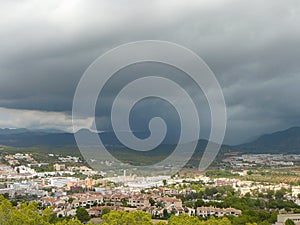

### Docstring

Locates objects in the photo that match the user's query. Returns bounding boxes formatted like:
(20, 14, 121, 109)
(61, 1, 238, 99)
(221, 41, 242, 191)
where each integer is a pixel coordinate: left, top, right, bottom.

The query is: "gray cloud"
(0, 0, 300, 144)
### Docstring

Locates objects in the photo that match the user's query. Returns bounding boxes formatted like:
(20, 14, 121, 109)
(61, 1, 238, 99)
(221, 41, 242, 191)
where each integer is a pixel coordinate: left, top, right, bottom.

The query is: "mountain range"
(0, 127, 299, 154)
(233, 126, 300, 153)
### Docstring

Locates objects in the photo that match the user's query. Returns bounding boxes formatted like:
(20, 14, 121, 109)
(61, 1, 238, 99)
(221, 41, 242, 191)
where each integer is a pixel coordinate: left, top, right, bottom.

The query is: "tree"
(101, 210, 153, 225)
(247, 170, 254, 175)
(131, 210, 153, 225)
(121, 200, 128, 207)
(206, 217, 231, 225)
(149, 198, 155, 206)
(156, 222, 167, 225)
(0, 196, 14, 225)
(275, 189, 286, 200)
(156, 201, 163, 208)
(168, 214, 201, 225)
(102, 211, 133, 224)
(205, 187, 218, 197)
(163, 209, 169, 219)
(42, 207, 58, 224)
(285, 219, 295, 225)
(0, 195, 85, 225)
(267, 190, 275, 199)
(76, 207, 90, 223)
(55, 218, 84, 225)
(101, 207, 111, 217)
(68, 197, 75, 204)
(0, 199, 51, 225)
(2, 193, 9, 199)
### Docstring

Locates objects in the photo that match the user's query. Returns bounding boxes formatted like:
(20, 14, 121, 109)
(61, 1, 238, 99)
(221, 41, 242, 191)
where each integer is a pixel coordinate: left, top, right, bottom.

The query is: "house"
(87, 208, 101, 217)
(167, 206, 185, 216)
(159, 197, 182, 208)
(56, 209, 76, 217)
(145, 206, 165, 218)
(72, 196, 103, 208)
(54, 164, 66, 171)
(110, 193, 128, 203)
(197, 206, 241, 218)
(184, 207, 196, 216)
(128, 194, 150, 207)
(275, 214, 300, 225)
(40, 197, 58, 207)
(86, 206, 124, 217)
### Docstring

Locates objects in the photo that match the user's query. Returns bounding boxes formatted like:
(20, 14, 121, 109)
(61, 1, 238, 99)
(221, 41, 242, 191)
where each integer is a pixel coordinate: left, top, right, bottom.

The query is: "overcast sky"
(0, 0, 300, 144)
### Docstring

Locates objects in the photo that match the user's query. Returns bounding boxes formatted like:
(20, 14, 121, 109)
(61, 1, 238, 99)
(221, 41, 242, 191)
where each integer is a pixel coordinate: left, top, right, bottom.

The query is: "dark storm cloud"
(0, 0, 300, 144)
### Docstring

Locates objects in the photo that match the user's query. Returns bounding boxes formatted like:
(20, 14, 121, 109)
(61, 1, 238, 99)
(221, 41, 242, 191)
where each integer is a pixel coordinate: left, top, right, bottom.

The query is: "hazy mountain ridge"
(234, 126, 300, 153)
(0, 127, 299, 154)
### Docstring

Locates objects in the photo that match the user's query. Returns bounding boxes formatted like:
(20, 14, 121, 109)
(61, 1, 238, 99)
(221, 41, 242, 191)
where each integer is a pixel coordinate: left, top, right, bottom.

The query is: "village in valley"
(1, 149, 300, 224)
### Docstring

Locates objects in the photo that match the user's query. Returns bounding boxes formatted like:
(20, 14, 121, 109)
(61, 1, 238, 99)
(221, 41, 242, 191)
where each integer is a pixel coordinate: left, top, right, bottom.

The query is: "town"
(2, 150, 300, 224)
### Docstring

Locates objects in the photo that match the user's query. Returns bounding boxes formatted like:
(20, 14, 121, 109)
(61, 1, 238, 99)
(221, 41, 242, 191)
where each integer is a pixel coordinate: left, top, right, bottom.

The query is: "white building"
(275, 214, 300, 225)
(49, 177, 79, 188)
(14, 165, 36, 175)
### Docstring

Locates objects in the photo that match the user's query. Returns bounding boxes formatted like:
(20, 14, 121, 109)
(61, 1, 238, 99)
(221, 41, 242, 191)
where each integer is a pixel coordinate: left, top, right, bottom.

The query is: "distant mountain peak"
(234, 126, 300, 153)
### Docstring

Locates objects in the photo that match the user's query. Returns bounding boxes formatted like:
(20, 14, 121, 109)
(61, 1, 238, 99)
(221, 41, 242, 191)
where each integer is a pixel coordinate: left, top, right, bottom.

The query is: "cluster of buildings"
(223, 154, 298, 168)
(4, 153, 37, 166)
(0, 157, 246, 220)
(3, 151, 300, 222)
(39, 190, 241, 219)
(57, 156, 81, 163)
(0, 180, 47, 197)
(0, 151, 101, 180)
